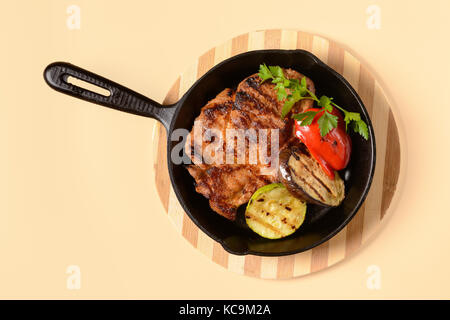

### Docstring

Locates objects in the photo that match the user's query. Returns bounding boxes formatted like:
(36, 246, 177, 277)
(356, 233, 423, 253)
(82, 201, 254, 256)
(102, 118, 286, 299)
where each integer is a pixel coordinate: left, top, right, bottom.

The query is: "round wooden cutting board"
(152, 30, 402, 279)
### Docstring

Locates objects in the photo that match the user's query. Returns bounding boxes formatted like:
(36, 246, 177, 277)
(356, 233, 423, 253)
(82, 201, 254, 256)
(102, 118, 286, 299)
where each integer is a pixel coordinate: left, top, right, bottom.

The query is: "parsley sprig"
(258, 64, 369, 139)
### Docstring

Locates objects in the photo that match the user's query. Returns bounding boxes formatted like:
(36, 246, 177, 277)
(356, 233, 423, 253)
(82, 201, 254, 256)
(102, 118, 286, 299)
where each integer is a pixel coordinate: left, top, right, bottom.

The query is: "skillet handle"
(43, 62, 176, 131)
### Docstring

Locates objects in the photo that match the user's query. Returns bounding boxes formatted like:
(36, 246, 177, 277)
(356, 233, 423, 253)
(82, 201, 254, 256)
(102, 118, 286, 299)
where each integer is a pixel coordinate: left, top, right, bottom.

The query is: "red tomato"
(294, 108, 351, 179)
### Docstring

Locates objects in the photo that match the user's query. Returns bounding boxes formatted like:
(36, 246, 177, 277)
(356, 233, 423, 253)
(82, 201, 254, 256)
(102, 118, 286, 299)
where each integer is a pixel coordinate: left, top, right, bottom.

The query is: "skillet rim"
(166, 49, 376, 256)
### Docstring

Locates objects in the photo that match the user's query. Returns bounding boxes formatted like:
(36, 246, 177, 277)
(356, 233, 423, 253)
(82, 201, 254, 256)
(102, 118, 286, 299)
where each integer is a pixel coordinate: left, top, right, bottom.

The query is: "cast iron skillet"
(44, 49, 376, 256)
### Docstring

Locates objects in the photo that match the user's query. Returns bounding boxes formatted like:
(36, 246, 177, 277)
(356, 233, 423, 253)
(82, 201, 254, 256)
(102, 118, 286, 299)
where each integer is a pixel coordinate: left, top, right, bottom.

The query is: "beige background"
(1, 0, 449, 299)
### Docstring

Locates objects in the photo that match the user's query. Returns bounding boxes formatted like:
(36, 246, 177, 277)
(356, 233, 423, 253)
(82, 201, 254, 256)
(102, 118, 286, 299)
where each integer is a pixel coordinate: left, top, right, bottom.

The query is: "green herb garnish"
(259, 64, 309, 118)
(258, 64, 369, 139)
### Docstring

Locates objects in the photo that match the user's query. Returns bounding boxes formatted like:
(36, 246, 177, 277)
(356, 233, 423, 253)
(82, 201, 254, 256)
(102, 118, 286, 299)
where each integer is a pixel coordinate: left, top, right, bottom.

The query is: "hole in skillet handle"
(66, 75, 111, 97)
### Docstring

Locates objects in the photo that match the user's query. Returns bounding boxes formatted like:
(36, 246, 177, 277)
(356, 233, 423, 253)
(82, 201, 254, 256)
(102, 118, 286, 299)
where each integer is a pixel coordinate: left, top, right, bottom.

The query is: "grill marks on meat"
(232, 70, 315, 138)
(186, 88, 234, 165)
(187, 164, 273, 221)
(185, 69, 315, 220)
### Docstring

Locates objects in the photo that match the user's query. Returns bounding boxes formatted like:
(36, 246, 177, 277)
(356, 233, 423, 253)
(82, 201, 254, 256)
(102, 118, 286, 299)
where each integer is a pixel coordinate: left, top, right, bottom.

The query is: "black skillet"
(44, 50, 376, 256)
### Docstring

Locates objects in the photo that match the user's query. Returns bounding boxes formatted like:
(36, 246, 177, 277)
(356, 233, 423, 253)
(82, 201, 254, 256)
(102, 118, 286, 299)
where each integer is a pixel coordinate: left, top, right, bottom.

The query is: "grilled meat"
(186, 88, 234, 166)
(186, 164, 273, 220)
(185, 69, 315, 220)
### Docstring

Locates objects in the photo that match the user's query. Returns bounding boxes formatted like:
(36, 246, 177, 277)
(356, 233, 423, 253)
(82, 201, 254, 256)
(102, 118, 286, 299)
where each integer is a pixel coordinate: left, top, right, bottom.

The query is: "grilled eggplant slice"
(278, 144, 345, 207)
(245, 183, 307, 239)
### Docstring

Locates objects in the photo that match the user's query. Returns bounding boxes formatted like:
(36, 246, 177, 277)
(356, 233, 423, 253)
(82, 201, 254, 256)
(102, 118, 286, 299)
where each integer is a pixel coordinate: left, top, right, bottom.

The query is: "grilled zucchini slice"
(245, 183, 307, 239)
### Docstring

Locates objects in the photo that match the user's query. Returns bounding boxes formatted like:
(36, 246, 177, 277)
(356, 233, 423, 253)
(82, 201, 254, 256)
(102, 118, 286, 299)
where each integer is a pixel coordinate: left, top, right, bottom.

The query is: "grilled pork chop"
(186, 69, 315, 220)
